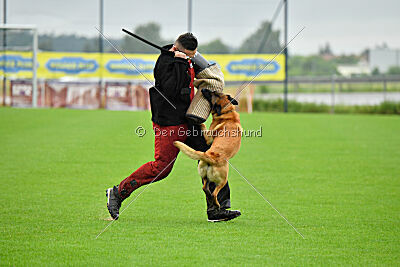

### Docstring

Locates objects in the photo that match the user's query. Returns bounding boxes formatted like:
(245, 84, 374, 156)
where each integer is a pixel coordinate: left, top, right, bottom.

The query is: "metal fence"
(252, 75, 400, 111)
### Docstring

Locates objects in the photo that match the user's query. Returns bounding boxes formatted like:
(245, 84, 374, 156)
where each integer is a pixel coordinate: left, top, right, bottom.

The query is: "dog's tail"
(173, 141, 216, 164)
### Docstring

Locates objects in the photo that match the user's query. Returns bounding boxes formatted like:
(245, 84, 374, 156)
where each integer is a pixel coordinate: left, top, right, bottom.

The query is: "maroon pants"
(118, 123, 188, 199)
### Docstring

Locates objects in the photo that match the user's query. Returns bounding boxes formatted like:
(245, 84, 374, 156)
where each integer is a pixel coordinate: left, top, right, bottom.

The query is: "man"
(106, 33, 241, 222)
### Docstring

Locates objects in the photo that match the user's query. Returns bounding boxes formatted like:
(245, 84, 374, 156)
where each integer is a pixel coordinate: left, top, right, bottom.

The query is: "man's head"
(173, 33, 198, 58)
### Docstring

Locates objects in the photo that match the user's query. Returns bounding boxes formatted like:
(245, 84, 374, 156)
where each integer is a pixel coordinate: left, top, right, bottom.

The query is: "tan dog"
(174, 89, 242, 208)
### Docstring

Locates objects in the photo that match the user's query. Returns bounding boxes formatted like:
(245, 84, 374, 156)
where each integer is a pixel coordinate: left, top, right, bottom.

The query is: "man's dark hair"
(176, 33, 198, 51)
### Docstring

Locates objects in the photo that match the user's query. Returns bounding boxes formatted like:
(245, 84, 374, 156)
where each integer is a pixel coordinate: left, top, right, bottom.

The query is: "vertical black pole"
(188, 0, 192, 32)
(2, 0, 6, 106)
(99, 0, 103, 54)
(99, 0, 104, 107)
(331, 74, 335, 114)
(383, 75, 387, 101)
(283, 0, 288, 112)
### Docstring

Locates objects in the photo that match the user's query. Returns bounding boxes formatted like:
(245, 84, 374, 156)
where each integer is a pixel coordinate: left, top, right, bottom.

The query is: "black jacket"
(150, 44, 200, 126)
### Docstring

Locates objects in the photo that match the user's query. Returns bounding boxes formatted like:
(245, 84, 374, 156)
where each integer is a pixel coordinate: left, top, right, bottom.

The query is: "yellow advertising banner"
(0, 51, 285, 82)
(208, 54, 285, 81)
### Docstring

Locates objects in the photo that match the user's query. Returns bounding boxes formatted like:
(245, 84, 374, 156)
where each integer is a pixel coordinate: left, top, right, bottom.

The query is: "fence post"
(331, 74, 336, 114)
(32, 28, 38, 108)
(383, 75, 387, 102)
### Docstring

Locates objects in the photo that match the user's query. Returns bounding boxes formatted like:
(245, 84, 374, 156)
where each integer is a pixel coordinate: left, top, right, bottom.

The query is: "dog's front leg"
(200, 123, 214, 145)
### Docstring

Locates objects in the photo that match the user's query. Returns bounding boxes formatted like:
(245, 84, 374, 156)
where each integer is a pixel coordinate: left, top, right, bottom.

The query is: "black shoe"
(207, 209, 241, 222)
(106, 186, 122, 220)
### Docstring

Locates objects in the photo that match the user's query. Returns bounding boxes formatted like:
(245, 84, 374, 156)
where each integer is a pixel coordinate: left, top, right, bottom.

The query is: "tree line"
(0, 21, 282, 54)
(1, 21, 395, 76)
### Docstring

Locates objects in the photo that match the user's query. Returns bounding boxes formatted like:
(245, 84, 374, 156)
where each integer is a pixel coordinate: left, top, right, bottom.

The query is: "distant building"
(369, 47, 400, 73)
(337, 61, 370, 77)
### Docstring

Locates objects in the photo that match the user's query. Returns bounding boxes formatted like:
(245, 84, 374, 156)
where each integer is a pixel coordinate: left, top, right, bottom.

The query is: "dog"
(174, 89, 242, 209)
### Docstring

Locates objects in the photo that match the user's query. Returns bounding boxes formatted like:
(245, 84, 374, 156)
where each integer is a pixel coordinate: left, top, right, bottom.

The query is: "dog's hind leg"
(199, 160, 213, 206)
(212, 178, 228, 209)
(209, 164, 229, 209)
(202, 178, 214, 207)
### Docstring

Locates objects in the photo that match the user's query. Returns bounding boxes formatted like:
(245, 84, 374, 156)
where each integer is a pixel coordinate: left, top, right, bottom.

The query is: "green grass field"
(1, 108, 399, 266)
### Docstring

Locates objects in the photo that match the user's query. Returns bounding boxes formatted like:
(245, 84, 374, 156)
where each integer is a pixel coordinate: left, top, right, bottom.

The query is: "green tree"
(288, 55, 337, 76)
(332, 54, 359, 64)
(198, 39, 230, 54)
(42, 34, 98, 52)
(371, 67, 380, 76)
(83, 40, 98, 52)
(121, 22, 166, 53)
(39, 38, 53, 51)
(387, 66, 400, 75)
(318, 42, 333, 56)
(236, 21, 281, 53)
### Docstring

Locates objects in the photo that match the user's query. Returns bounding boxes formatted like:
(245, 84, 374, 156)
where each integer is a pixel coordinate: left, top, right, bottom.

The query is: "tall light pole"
(2, 0, 6, 106)
(99, 0, 104, 107)
(99, 0, 103, 54)
(283, 0, 288, 112)
(187, 0, 192, 32)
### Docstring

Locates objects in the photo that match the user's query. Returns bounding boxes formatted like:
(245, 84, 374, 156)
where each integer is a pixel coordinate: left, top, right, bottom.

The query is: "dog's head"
(201, 89, 238, 116)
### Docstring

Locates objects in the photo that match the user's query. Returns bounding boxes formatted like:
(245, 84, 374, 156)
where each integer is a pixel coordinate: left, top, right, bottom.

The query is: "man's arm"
(154, 53, 189, 99)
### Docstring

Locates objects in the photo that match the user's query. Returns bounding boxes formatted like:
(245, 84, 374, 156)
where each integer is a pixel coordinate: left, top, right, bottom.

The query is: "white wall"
(370, 48, 400, 73)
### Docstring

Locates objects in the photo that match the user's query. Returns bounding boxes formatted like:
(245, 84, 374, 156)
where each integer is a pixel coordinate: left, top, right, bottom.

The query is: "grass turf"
(0, 107, 399, 266)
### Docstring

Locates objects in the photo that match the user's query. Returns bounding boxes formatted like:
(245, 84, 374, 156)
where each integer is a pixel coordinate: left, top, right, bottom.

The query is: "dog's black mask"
(202, 89, 221, 115)
(201, 89, 237, 116)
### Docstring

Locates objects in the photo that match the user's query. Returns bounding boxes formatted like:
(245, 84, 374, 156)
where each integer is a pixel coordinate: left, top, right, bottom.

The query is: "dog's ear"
(227, 95, 238, 105)
(215, 104, 222, 116)
(201, 89, 212, 102)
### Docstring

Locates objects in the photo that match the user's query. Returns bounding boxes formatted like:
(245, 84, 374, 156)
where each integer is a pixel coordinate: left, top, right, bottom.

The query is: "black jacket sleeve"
(154, 55, 190, 99)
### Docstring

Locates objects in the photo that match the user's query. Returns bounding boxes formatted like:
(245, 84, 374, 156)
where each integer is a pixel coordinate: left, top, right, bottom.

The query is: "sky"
(2, 0, 400, 55)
